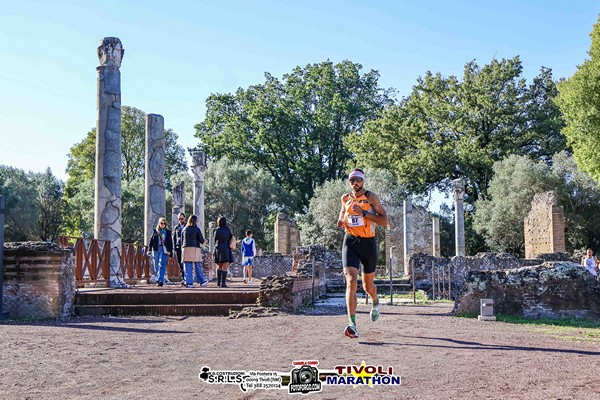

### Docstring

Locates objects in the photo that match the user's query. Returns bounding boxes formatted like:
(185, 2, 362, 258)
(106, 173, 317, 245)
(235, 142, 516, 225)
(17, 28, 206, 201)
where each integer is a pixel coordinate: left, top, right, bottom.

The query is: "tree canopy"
(347, 57, 566, 203)
(65, 106, 187, 193)
(1, 166, 63, 241)
(555, 17, 600, 181)
(299, 168, 404, 251)
(195, 60, 392, 209)
(474, 152, 600, 256)
(204, 157, 297, 250)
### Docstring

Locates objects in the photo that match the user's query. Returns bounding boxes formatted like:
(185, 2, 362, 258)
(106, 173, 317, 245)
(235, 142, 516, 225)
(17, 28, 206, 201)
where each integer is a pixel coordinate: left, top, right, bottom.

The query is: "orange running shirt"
(341, 191, 375, 238)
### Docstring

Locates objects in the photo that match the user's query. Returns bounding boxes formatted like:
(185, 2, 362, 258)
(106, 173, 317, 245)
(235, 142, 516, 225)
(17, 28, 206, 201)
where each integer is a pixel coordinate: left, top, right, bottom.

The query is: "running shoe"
(370, 305, 380, 322)
(200, 280, 209, 287)
(344, 324, 359, 338)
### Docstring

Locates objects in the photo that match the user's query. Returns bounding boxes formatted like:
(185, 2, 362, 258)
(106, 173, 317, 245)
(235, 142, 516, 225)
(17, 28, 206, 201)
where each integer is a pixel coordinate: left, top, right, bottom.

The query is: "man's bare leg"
(344, 267, 359, 337)
(362, 271, 380, 321)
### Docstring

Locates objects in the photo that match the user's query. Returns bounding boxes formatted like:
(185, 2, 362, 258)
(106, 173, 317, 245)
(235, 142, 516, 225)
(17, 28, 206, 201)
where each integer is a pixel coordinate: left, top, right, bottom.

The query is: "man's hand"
(337, 219, 345, 228)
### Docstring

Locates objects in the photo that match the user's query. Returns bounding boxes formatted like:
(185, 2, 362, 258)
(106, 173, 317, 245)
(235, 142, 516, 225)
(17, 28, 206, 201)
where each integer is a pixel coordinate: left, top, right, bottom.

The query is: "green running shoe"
(370, 305, 380, 322)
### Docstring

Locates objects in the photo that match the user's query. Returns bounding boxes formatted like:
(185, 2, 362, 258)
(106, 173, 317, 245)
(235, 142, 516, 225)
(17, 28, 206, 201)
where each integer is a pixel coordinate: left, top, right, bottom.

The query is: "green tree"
(64, 106, 189, 239)
(0, 166, 39, 241)
(204, 157, 297, 250)
(195, 60, 392, 209)
(555, 17, 600, 181)
(65, 106, 187, 189)
(299, 168, 404, 252)
(121, 178, 145, 244)
(33, 167, 64, 241)
(121, 106, 146, 183)
(474, 152, 600, 256)
(62, 178, 94, 238)
(348, 57, 566, 203)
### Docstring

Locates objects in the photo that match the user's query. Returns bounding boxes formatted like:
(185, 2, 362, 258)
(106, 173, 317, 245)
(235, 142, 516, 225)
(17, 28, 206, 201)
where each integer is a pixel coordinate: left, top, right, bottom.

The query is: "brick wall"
(2, 242, 75, 319)
(524, 191, 566, 258)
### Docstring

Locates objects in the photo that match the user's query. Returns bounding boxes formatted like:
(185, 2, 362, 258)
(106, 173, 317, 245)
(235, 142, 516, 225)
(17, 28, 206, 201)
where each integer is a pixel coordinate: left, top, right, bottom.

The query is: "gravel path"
(1, 302, 599, 399)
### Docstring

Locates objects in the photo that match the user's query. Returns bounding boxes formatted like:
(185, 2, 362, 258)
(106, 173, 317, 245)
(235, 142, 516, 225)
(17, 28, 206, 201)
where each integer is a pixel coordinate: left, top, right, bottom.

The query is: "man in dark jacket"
(173, 213, 187, 285)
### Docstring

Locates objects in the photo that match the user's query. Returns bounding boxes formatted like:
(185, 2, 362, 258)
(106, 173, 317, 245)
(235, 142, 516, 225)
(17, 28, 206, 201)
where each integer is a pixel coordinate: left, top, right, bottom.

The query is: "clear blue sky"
(1, 0, 598, 191)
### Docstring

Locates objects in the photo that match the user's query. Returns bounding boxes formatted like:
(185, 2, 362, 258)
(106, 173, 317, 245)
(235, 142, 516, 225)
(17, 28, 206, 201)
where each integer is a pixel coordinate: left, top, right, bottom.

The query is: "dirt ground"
(1, 302, 599, 400)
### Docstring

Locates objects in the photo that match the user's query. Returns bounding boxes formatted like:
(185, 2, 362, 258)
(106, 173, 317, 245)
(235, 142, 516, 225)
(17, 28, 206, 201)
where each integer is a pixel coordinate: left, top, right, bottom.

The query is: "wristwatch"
(362, 210, 368, 217)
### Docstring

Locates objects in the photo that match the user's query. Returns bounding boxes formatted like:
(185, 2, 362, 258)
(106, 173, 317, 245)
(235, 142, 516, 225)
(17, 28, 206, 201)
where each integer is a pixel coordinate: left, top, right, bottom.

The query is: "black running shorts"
(342, 234, 377, 274)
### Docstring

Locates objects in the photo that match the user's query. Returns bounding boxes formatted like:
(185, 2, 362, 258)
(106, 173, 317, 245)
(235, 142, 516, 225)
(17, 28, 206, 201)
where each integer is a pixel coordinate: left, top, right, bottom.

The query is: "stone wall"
(453, 262, 600, 320)
(274, 213, 299, 255)
(294, 245, 343, 289)
(409, 252, 522, 294)
(524, 191, 566, 259)
(257, 275, 326, 312)
(2, 242, 75, 319)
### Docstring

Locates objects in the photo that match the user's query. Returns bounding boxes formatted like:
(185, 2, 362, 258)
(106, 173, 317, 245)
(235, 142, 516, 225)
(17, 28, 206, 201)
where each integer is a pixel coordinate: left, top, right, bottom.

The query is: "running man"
(337, 169, 388, 338)
(241, 229, 256, 283)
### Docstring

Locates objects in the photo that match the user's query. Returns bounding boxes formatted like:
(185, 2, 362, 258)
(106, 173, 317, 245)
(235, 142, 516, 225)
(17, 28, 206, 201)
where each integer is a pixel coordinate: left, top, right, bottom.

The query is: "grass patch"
(496, 315, 600, 343)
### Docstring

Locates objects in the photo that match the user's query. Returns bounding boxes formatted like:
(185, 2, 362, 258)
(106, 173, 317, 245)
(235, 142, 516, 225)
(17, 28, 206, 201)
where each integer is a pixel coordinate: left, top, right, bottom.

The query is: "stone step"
(75, 289, 259, 306)
(75, 304, 248, 317)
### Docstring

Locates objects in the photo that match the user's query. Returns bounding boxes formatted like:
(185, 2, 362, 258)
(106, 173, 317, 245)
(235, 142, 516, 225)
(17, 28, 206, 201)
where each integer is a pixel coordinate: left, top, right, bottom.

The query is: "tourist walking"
(148, 217, 173, 287)
(213, 216, 234, 288)
(241, 229, 257, 283)
(337, 169, 388, 338)
(581, 248, 599, 277)
(173, 212, 187, 286)
(182, 215, 208, 288)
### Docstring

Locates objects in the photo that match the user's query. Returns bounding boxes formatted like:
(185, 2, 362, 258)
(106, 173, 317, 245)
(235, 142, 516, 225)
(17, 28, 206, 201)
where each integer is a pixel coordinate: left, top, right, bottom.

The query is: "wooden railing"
(59, 236, 111, 288)
(121, 242, 151, 284)
(60, 236, 187, 286)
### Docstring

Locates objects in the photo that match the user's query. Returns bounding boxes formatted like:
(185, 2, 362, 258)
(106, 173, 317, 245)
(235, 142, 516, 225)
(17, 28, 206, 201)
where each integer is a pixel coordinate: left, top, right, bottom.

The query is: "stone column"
(432, 216, 441, 257)
(171, 181, 185, 228)
(403, 198, 413, 275)
(190, 151, 208, 237)
(452, 178, 465, 256)
(94, 37, 124, 287)
(144, 114, 166, 245)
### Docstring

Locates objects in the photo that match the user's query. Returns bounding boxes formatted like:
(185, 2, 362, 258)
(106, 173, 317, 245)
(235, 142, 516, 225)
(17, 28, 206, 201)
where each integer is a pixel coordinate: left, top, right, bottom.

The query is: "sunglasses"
(178, 218, 185, 221)
(160, 222, 166, 225)
(349, 177, 363, 183)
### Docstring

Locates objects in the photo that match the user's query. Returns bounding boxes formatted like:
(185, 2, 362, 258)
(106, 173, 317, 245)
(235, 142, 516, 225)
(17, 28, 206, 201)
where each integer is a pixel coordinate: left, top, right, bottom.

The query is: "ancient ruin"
(171, 181, 185, 228)
(452, 178, 465, 256)
(385, 201, 436, 275)
(454, 262, 600, 320)
(144, 113, 166, 244)
(94, 37, 124, 286)
(524, 191, 566, 259)
(274, 213, 299, 255)
(190, 150, 207, 237)
(2, 242, 75, 319)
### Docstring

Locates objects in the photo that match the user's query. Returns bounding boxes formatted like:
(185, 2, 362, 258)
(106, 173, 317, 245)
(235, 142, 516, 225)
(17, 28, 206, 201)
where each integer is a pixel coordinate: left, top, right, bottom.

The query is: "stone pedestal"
(144, 114, 166, 245)
(94, 37, 124, 287)
(190, 151, 207, 237)
(452, 178, 465, 256)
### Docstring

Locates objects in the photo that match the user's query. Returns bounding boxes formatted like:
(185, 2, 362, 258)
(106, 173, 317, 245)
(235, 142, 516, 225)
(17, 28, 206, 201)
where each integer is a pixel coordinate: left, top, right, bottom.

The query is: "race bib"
(347, 214, 365, 227)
